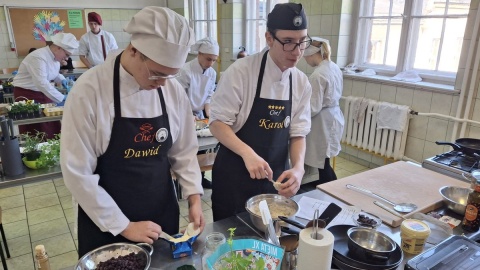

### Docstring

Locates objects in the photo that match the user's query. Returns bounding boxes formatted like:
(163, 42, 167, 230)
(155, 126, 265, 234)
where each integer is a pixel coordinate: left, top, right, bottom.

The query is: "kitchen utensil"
(312, 209, 321, 239)
(159, 231, 175, 241)
(281, 226, 300, 235)
(75, 242, 153, 270)
(259, 200, 280, 246)
(347, 184, 417, 213)
(245, 194, 299, 234)
(278, 216, 326, 230)
(329, 225, 403, 270)
(436, 138, 480, 156)
(353, 211, 382, 229)
(439, 186, 471, 215)
(347, 227, 396, 262)
(279, 234, 299, 270)
(374, 201, 405, 218)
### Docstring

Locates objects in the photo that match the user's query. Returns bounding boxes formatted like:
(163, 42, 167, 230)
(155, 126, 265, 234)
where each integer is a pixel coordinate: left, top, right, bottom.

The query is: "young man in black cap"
(209, 3, 312, 221)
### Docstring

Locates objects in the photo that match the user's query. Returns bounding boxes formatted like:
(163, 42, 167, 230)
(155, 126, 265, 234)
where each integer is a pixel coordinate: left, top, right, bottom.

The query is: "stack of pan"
(328, 225, 403, 270)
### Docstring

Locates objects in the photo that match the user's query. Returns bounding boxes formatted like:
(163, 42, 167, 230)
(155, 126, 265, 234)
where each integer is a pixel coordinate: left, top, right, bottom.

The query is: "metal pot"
(436, 138, 480, 156)
(347, 227, 396, 262)
(245, 194, 299, 235)
(75, 242, 153, 270)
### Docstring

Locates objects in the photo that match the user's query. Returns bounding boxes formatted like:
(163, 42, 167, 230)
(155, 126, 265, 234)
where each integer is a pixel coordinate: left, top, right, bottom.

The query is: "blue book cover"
(206, 239, 284, 270)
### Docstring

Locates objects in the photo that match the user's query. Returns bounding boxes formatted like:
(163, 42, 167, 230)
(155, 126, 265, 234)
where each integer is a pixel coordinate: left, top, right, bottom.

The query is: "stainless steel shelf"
(0, 165, 61, 188)
(12, 115, 62, 125)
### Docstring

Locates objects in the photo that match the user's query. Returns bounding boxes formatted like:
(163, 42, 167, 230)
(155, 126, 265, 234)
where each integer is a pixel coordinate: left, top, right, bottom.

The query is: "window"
(245, 0, 288, 54)
(354, 0, 471, 82)
(188, 0, 217, 41)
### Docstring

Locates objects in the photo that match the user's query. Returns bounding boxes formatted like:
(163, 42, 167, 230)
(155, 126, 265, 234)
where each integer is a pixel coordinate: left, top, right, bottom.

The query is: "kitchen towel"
(352, 97, 370, 123)
(296, 227, 334, 270)
(376, 102, 409, 131)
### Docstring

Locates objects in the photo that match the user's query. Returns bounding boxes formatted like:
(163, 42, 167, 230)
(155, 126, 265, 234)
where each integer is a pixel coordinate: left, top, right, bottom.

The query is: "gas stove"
(422, 151, 480, 182)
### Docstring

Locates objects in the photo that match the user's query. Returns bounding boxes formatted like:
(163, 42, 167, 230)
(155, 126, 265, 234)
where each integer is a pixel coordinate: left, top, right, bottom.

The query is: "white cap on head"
(124, 6, 195, 68)
(190, 37, 219, 55)
(51, 33, 79, 54)
(303, 37, 330, 57)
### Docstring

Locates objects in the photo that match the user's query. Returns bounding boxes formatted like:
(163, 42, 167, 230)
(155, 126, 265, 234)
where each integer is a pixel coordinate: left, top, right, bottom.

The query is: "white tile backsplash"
(423, 141, 446, 159)
(426, 118, 449, 142)
(351, 80, 366, 97)
(320, 15, 334, 35)
(395, 87, 414, 106)
(408, 116, 428, 140)
(411, 90, 433, 113)
(404, 136, 425, 161)
(365, 82, 381, 100)
(430, 93, 453, 115)
(379, 84, 397, 103)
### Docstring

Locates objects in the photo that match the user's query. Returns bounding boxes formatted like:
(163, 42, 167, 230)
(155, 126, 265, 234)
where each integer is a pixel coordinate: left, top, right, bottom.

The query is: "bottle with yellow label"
(462, 179, 480, 232)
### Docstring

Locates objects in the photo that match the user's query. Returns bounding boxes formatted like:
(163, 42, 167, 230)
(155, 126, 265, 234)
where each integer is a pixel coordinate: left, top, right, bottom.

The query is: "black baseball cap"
(267, 3, 307, 31)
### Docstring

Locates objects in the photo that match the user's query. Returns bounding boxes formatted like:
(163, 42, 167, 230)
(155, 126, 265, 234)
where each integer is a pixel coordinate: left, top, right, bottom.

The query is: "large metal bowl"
(347, 227, 396, 262)
(75, 242, 153, 270)
(439, 186, 472, 215)
(245, 194, 299, 233)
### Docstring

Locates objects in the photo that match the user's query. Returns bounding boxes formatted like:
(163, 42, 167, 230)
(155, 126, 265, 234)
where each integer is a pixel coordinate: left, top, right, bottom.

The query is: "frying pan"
(436, 138, 480, 156)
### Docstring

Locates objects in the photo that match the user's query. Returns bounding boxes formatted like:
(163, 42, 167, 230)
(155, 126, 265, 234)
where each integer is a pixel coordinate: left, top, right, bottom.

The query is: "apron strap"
(113, 52, 123, 117)
(157, 87, 170, 130)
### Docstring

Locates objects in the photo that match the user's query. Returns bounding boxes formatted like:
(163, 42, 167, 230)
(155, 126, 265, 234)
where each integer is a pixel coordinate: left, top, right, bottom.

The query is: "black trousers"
(309, 158, 337, 186)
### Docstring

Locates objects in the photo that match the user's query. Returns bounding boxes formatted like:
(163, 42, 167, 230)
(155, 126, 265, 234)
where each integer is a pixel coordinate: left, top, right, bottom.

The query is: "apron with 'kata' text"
(211, 51, 292, 221)
(77, 52, 178, 257)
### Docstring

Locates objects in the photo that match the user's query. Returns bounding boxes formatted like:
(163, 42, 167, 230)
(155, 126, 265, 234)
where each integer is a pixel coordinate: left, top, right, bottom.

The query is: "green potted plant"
(20, 131, 61, 169)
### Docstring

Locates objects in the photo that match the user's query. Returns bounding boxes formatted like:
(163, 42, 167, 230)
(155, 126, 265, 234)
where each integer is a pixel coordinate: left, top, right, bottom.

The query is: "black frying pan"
(436, 138, 480, 156)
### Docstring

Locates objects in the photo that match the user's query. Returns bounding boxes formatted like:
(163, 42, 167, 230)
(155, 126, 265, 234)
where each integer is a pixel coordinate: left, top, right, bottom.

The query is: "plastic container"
(202, 232, 225, 270)
(400, 219, 431, 255)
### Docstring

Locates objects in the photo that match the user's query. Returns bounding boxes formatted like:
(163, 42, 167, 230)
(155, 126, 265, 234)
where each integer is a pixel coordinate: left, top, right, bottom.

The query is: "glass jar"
(202, 232, 226, 270)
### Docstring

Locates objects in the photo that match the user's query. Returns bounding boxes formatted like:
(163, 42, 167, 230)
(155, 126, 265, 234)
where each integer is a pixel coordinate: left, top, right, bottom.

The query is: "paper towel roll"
(296, 227, 334, 270)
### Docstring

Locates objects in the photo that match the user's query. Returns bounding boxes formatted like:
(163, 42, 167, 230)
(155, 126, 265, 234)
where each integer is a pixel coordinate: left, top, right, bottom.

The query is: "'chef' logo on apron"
(134, 123, 157, 143)
(268, 105, 285, 116)
(156, 128, 169, 143)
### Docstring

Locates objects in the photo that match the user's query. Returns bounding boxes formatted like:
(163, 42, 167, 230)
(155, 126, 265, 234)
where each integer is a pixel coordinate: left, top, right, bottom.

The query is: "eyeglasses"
(143, 61, 180, 80)
(271, 33, 312, 52)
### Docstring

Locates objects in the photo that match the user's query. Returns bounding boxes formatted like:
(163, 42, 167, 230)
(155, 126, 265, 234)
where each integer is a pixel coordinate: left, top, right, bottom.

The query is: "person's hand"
(61, 60, 67, 66)
(275, 167, 304, 197)
(56, 94, 67, 106)
(187, 194, 205, 234)
(61, 79, 68, 89)
(120, 221, 162, 244)
(241, 150, 273, 181)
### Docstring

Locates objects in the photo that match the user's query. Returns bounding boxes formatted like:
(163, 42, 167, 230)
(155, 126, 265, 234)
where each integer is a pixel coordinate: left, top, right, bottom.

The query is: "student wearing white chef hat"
(60, 6, 205, 257)
(12, 32, 79, 139)
(209, 3, 312, 221)
(177, 37, 219, 189)
(303, 37, 344, 186)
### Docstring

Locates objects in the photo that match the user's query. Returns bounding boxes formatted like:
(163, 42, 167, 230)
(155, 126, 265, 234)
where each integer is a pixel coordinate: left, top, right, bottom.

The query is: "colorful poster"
(32, 11, 65, 41)
(67, 10, 83, 28)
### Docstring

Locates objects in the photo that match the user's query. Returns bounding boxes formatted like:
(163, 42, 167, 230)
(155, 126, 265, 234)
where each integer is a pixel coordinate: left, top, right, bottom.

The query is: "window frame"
(352, 0, 471, 84)
(188, 0, 217, 42)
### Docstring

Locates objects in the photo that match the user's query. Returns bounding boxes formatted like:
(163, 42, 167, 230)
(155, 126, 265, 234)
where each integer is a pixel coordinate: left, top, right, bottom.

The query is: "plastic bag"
(412, 212, 453, 245)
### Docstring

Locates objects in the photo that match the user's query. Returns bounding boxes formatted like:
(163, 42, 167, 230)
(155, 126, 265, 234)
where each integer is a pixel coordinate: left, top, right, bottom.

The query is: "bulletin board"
(9, 8, 87, 57)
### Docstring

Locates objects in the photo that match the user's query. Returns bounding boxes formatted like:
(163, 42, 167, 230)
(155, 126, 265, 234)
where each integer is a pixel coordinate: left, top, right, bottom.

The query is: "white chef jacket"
(78, 29, 118, 67)
(177, 58, 216, 119)
(304, 60, 344, 168)
(209, 52, 311, 138)
(12, 46, 66, 103)
(60, 52, 203, 235)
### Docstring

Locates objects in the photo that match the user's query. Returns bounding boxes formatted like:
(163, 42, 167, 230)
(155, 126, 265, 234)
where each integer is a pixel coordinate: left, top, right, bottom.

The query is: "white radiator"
(341, 96, 410, 160)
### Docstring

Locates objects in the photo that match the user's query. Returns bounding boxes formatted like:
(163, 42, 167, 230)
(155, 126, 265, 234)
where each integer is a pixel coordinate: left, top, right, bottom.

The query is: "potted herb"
(7, 100, 42, 120)
(21, 131, 61, 169)
(21, 131, 45, 161)
(1, 79, 13, 94)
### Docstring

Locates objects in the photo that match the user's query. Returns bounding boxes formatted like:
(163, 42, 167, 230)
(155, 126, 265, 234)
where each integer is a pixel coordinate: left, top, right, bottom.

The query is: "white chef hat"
(124, 6, 195, 68)
(190, 37, 219, 55)
(51, 33, 79, 54)
(303, 37, 330, 57)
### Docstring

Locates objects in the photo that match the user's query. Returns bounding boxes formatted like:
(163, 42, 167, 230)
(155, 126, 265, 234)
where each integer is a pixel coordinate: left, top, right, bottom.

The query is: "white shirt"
(305, 60, 344, 168)
(209, 52, 311, 138)
(177, 58, 216, 118)
(12, 46, 66, 103)
(78, 29, 118, 67)
(60, 53, 203, 236)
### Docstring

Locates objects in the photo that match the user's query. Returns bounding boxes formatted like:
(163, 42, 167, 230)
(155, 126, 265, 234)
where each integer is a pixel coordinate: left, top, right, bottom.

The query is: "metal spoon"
(347, 184, 417, 213)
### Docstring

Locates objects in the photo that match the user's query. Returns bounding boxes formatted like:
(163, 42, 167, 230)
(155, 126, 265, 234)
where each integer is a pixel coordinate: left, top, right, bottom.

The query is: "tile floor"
(0, 155, 369, 269)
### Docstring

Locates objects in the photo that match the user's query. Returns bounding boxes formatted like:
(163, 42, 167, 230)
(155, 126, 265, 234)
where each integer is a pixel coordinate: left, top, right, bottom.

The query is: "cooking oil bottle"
(462, 179, 480, 232)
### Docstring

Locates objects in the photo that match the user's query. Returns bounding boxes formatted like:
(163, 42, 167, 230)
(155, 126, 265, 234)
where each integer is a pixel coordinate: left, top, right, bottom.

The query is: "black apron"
(211, 51, 292, 221)
(77, 53, 179, 257)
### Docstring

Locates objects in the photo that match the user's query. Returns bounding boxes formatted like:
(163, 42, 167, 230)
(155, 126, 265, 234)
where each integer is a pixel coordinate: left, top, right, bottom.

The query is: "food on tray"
(95, 252, 146, 270)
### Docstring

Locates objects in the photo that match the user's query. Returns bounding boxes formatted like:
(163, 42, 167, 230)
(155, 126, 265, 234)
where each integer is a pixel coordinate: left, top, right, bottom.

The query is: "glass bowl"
(353, 211, 382, 229)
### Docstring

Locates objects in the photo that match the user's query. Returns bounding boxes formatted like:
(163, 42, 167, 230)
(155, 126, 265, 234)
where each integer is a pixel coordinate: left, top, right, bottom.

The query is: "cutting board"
(318, 161, 471, 227)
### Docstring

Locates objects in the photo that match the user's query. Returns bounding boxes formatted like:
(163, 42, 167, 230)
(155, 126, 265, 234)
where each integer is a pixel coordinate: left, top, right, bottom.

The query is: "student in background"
(302, 37, 344, 185)
(177, 37, 219, 189)
(78, 12, 118, 68)
(60, 57, 74, 71)
(12, 33, 79, 139)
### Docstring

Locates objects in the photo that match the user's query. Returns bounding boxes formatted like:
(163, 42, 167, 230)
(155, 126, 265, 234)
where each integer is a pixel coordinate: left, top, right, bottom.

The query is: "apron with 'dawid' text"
(211, 51, 292, 221)
(77, 53, 179, 257)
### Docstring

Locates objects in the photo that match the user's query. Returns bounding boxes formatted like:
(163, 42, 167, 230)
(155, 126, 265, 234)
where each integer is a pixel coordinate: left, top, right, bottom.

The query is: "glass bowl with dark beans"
(353, 211, 382, 229)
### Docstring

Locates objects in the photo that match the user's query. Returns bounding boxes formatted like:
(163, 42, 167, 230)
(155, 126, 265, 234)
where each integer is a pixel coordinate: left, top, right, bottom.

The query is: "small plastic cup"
(400, 219, 431, 255)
